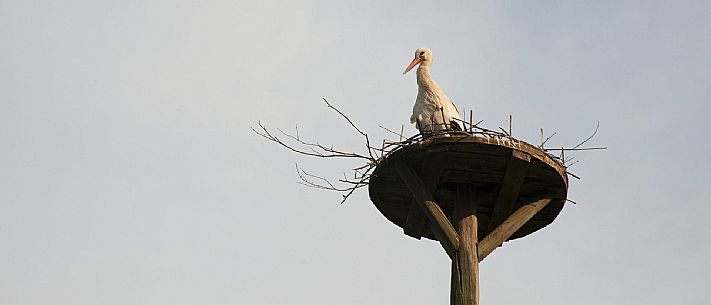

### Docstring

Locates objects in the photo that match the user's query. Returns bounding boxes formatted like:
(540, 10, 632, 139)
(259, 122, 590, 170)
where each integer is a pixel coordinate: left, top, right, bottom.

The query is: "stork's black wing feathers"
(450, 120, 462, 131)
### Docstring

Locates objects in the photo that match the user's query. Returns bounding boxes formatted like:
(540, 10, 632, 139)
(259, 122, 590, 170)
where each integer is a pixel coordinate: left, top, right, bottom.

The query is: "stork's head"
(403, 47, 432, 75)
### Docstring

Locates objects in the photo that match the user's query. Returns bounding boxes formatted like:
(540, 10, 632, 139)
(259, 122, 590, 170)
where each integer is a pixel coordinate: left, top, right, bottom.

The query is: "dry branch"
(252, 99, 386, 204)
(322, 98, 376, 160)
(252, 122, 371, 160)
(540, 131, 557, 148)
(573, 121, 600, 149)
(253, 98, 604, 204)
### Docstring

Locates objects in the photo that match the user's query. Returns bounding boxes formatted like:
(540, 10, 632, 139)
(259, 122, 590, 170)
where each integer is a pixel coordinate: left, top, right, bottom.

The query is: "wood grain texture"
(369, 135, 567, 242)
(478, 198, 552, 261)
(404, 154, 446, 239)
(451, 185, 479, 305)
(404, 202, 428, 239)
(487, 150, 531, 233)
(395, 161, 460, 258)
(367, 136, 570, 305)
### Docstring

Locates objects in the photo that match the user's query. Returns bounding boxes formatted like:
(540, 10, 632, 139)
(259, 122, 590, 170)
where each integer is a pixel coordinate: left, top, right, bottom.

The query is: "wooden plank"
(478, 198, 552, 261)
(486, 150, 531, 234)
(395, 161, 460, 258)
(419, 136, 568, 185)
(403, 154, 445, 239)
(451, 185, 479, 305)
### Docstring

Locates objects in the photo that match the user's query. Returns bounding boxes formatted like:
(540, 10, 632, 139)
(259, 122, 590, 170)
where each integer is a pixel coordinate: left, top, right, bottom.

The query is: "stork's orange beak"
(402, 57, 421, 75)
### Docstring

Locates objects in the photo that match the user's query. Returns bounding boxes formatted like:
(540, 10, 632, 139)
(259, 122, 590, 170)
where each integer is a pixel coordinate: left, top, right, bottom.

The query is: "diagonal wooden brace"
(395, 161, 460, 259)
(403, 153, 446, 239)
(478, 198, 552, 261)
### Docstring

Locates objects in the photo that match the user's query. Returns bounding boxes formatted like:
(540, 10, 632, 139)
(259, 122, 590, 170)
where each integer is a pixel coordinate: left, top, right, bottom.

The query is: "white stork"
(403, 47, 464, 133)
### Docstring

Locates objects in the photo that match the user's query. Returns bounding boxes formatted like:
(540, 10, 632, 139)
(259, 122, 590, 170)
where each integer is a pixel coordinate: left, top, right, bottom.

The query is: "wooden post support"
(451, 184, 479, 305)
(478, 198, 552, 261)
(395, 161, 460, 258)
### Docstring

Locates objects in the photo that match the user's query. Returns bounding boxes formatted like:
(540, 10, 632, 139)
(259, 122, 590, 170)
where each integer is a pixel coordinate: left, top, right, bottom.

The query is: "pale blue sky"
(2, 1, 710, 304)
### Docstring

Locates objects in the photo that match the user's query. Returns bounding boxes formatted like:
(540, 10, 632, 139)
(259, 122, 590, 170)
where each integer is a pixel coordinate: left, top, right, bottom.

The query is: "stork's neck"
(416, 65, 436, 89)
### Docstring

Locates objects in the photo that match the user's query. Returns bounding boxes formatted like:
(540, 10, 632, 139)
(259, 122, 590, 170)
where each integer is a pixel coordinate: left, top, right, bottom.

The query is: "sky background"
(2, 1, 710, 304)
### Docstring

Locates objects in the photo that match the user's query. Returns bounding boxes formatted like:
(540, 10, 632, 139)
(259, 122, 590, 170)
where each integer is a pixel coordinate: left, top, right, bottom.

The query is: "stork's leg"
(440, 107, 449, 130)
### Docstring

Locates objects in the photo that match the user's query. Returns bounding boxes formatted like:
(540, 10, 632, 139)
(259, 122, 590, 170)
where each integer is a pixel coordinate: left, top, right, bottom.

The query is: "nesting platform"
(368, 134, 569, 305)
(370, 135, 568, 243)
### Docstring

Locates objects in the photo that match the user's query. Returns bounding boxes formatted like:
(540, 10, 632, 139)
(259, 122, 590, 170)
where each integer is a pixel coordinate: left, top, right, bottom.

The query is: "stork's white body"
(411, 67, 463, 132)
(404, 48, 464, 133)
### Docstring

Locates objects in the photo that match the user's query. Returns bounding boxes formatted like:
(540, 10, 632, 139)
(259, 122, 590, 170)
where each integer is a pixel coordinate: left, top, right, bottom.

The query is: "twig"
(337, 167, 373, 204)
(509, 115, 512, 136)
(561, 146, 565, 163)
(540, 132, 557, 148)
(463, 107, 466, 125)
(274, 126, 371, 160)
(338, 177, 371, 185)
(322, 98, 365, 136)
(545, 147, 606, 152)
(256, 98, 606, 205)
(573, 121, 600, 149)
(296, 164, 335, 189)
(295, 164, 371, 204)
(252, 122, 367, 160)
(322, 98, 375, 160)
(379, 125, 403, 138)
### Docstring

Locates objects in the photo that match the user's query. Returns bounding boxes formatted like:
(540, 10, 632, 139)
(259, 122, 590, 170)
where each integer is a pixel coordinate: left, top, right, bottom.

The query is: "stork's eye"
(419, 52, 425, 56)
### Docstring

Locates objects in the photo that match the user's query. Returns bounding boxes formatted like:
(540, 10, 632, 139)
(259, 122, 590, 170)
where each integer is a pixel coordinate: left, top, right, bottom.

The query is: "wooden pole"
(451, 184, 479, 305)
